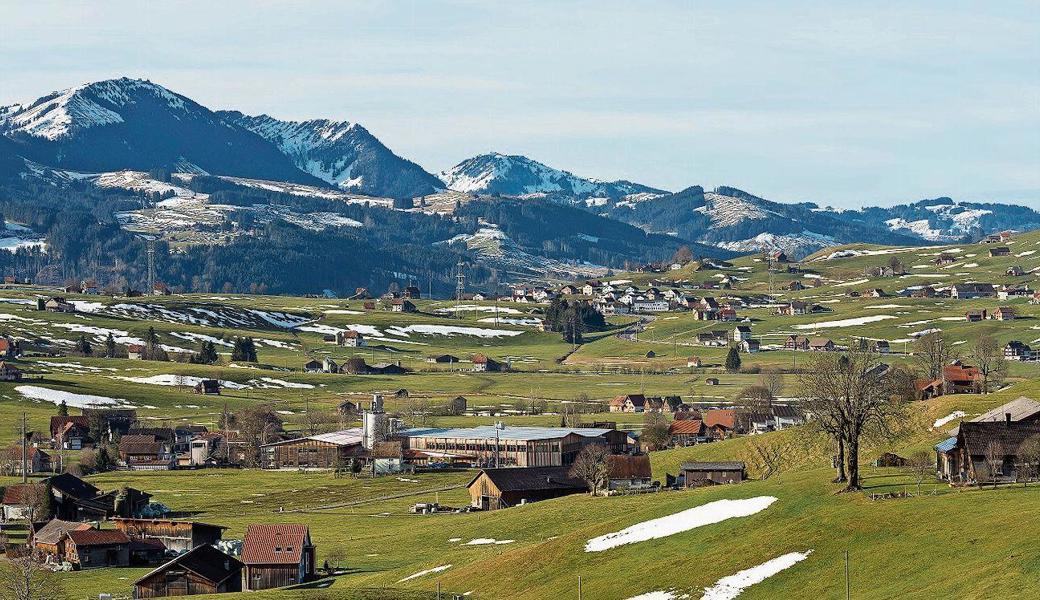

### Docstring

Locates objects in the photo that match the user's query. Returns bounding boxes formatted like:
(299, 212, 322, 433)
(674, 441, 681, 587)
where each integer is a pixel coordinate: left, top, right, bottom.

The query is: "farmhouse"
(119, 434, 176, 471)
(808, 337, 835, 352)
(681, 461, 746, 487)
(937, 420, 1040, 485)
(63, 529, 131, 568)
(426, 354, 459, 364)
(1004, 341, 1033, 361)
(785, 335, 810, 351)
(113, 518, 226, 554)
(697, 331, 730, 346)
(732, 325, 752, 342)
(1007, 265, 1025, 276)
(303, 359, 322, 373)
(934, 253, 956, 266)
(241, 524, 316, 591)
(989, 246, 1010, 257)
(402, 425, 628, 467)
(390, 298, 417, 313)
(193, 379, 221, 395)
(2, 483, 43, 521)
(337, 330, 365, 347)
(668, 419, 707, 446)
(740, 339, 761, 353)
(4, 445, 51, 474)
(606, 454, 653, 490)
(133, 544, 243, 599)
(31, 518, 91, 559)
(964, 309, 988, 322)
(687, 356, 702, 368)
(260, 429, 364, 470)
(467, 466, 587, 510)
(951, 283, 996, 299)
(609, 394, 647, 413)
(777, 301, 809, 316)
(0, 361, 22, 381)
(991, 306, 1016, 321)
(471, 353, 503, 372)
(48, 472, 106, 520)
(704, 409, 739, 437)
(127, 344, 145, 360)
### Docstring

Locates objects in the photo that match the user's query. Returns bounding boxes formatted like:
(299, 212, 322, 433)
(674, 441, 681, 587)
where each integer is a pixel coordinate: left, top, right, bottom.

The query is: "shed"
(681, 461, 746, 486)
(133, 544, 243, 599)
(606, 455, 653, 490)
(241, 524, 316, 590)
(64, 529, 131, 568)
(467, 466, 587, 510)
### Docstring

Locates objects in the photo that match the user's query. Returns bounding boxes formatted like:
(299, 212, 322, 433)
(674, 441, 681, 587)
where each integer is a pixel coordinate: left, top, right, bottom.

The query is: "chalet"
(50, 415, 88, 450)
(606, 454, 653, 491)
(560, 284, 579, 295)
(403, 425, 628, 468)
(86, 407, 138, 441)
(869, 340, 891, 354)
(261, 429, 363, 470)
(40, 297, 76, 313)
(991, 306, 1016, 321)
(446, 396, 467, 415)
(864, 288, 886, 298)
(241, 524, 316, 591)
(0, 360, 25, 382)
(912, 286, 937, 298)
(808, 337, 835, 352)
(965, 309, 988, 322)
(697, 331, 730, 347)
(1004, 341, 1033, 361)
(740, 339, 761, 353)
(63, 529, 131, 568)
(322, 357, 338, 374)
(303, 359, 322, 373)
(681, 461, 746, 487)
(48, 472, 107, 521)
(128, 344, 145, 360)
(369, 362, 407, 375)
(704, 409, 738, 437)
(0, 337, 18, 359)
(609, 394, 647, 413)
(718, 307, 738, 321)
(152, 282, 171, 296)
(1007, 265, 1025, 277)
(133, 544, 243, 599)
(471, 354, 503, 372)
(937, 420, 1040, 485)
(390, 298, 416, 313)
(687, 356, 702, 368)
(31, 518, 91, 559)
(193, 379, 221, 395)
(944, 362, 983, 394)
(768, 250, 789, 263)
(403, 286, 422, 299)
(113, 518, 226, 555)
(934, 253, 956, 266)
(777, 301, 809, 316)
(732, 325, 752, 343)
(786, 280, 805, 291)
(998, 285, 1031, 300)
(951, 283, 996, 299)
(337, 330, 365, 347)
(989, 246, 1010, 257)
(467, 466, 587, 510)
(4, 445, 51, 474)
(785, 335, 810, 351)
(119, 434, 175, 471)
(632, 299, 670, 313)
(426, 354, 459, 364)
(971, 397, 1040, 425)
(668, 419, 707, 446)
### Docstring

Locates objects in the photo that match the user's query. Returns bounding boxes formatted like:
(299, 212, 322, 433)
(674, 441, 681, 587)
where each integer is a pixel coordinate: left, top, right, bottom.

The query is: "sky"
(2, 0, 1038, 208)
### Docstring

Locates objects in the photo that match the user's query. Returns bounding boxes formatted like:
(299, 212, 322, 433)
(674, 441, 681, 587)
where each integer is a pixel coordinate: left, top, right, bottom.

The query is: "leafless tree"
(0, 554, 65, 600)
(758, 371, 784, 399)
(560, 403, 583, 427)
(904, 450, 934, 496)
(970, 334, 1007, 394)
(21, 483, 52, 523)
(984, 440, 1004, 489)
(569, 445, 609, 495)
(640, 412, 672, 450)
(736, 385, 774, 431)
(749, 438, 793, 482)
(237, 405, 283, 468)
(799, 349, 908, 492)
(914, 331, 955, 382)
(1017, 435, 1040, 487)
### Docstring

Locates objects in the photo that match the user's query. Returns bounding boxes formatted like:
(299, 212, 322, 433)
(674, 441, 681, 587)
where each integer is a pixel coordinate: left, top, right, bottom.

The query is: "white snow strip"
(932, 411, 967, 430)
(792, 315, 896, 330)
(16, 385, 126, 408)
(585, 496, 777, 552)
(464, 538, 514, 545)
(398, 564, 452, 582)
(700, 551, 813, 600)
(628, 591, 689, 600)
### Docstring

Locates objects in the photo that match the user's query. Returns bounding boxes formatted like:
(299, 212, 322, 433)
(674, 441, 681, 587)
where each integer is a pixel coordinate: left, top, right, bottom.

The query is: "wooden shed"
(241, 524, 316, 591)
(681, 461, 746, 487)
(467, 466, 587, 510)
(63, 529, 131, 568)
(133, 544, 242, 599)
(113, 518, 226, 555)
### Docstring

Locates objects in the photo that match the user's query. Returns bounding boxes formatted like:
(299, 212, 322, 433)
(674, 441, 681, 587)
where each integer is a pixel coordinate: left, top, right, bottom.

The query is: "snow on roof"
(403, 425, 614, 442)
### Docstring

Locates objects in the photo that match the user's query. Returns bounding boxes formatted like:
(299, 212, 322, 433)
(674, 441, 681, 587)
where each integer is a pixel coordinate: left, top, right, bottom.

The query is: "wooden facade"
(261, 437, 362, 469)
(241, 524, 315, 591)
(682, 462, 746, 487)
(467, 467, 587, 510)
(405, 427, 627, 467)
(113, 518, 225, 555)
(133, 544, 242, 599)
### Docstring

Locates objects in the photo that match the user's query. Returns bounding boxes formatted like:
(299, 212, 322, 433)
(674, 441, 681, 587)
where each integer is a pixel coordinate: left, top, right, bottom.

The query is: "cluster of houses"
(305, 353, 506, 375)
(508, 280, 749, 318)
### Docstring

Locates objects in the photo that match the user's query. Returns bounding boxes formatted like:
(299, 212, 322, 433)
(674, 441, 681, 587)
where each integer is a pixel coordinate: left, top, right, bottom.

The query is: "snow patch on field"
(387, 324, 525, 338)
(792, 315, 896, 330)
(585, 497, 777, 552)
(398, 565, 452, 582)
(627, 591, 689, 600)
(464, 538, 514, 545)
(932, 411, 967, 430)
(111, 374, 248, 389)
(700, 551, 813, 600)
(16, 385, 127, 408)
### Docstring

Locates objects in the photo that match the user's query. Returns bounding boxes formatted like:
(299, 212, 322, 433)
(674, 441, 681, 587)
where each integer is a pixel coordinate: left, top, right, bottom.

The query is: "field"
(2, 232, 1040, 598)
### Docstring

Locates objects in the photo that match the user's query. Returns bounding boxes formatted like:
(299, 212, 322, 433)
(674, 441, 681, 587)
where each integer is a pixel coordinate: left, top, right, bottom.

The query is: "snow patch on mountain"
(715, 231, 837, 255)
(695, 192, 778, 227)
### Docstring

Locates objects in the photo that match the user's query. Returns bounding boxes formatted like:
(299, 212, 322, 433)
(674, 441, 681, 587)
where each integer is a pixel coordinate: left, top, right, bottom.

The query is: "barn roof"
(973, 397, 1040, 423)
(46, 473, 100, 500)
(959, 421, 1040, 457)
(607, 455, 652, 480)
(67, 529, 130, 546)
(404, 425, 614, 443)
(467, 466, 586, 492)
(681, 461, 746, 471)
(33, 518, 91, 545)
(241, 524, 310, 565)
(134, 543, 242, 587)
(668, 420, 705, 435)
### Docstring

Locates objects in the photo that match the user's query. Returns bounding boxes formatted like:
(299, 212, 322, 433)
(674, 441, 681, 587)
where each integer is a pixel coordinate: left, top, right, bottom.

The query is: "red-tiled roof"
(704, 409, 737, 429)
(241, 524, 309, 565)
(67, 529, 130, 546)
(669, 420, 705, 435)
(607, 454, 652, 480)
(50, 415, 89, 436)
(2, 483, 40, 505)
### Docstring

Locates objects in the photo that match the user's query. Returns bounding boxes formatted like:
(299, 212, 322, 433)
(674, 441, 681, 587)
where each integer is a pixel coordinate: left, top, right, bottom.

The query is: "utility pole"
(845, 549, 850, 600)
(578, 575, 582, 600)
(21, 412, 27, 484)
(147, 239, 156, 294)
(454, 261, 465, 319)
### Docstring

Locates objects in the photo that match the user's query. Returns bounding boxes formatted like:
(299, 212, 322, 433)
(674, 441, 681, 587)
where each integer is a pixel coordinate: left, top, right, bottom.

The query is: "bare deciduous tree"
(640, 412, 672, 450)
(1017, 435, 1040, 487)
(800, 350, 909, 492)
(0, 555, 64, 600)
(569, 445, 609, 495)
(984, 441, 1004, 489)
(970, 334, 1007, 394)
(758, 371, 784, 399)
(904, 450, 934, 496)
(914, 331, 955, 383)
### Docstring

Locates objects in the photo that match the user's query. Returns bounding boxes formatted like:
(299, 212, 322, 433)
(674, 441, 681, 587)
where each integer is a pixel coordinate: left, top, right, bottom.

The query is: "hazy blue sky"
(2, 1, 1038, 207)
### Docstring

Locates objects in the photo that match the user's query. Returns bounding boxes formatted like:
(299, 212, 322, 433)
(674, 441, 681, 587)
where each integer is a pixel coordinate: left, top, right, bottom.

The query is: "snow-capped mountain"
(848, 197, 1040, 242)
(219, 112, 443, 199)
(0, 78, 314, 183)
(440, 153, 666, 200)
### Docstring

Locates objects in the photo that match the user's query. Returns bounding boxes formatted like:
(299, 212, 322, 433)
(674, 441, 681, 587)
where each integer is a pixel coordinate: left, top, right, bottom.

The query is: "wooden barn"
(63, 529, 131, 568)
(241, 524, 316, 591)
(260, 429, 364, 470)
(681, 461, 746, 487)
(113, 518, 226, 555)
(31, 518, 92, 559)
(467, 466, 587, 510)
(133, 544, 243, 599)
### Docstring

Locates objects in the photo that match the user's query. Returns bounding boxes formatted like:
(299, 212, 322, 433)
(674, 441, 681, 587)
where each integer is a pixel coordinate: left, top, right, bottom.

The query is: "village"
(1, 230, 1040, 599)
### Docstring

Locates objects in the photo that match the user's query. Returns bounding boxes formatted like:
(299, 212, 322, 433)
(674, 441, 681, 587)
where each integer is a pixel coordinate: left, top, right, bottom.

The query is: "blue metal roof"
(934, 436, 957, 453)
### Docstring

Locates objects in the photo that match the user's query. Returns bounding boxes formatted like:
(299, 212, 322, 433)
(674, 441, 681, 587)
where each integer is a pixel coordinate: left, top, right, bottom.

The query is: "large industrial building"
(401, 425, 630, 467)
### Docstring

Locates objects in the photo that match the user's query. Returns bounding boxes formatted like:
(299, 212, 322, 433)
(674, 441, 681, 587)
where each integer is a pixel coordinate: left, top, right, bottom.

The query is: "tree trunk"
(843, 436, 862, 492)
(833, 435, 847, 483)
